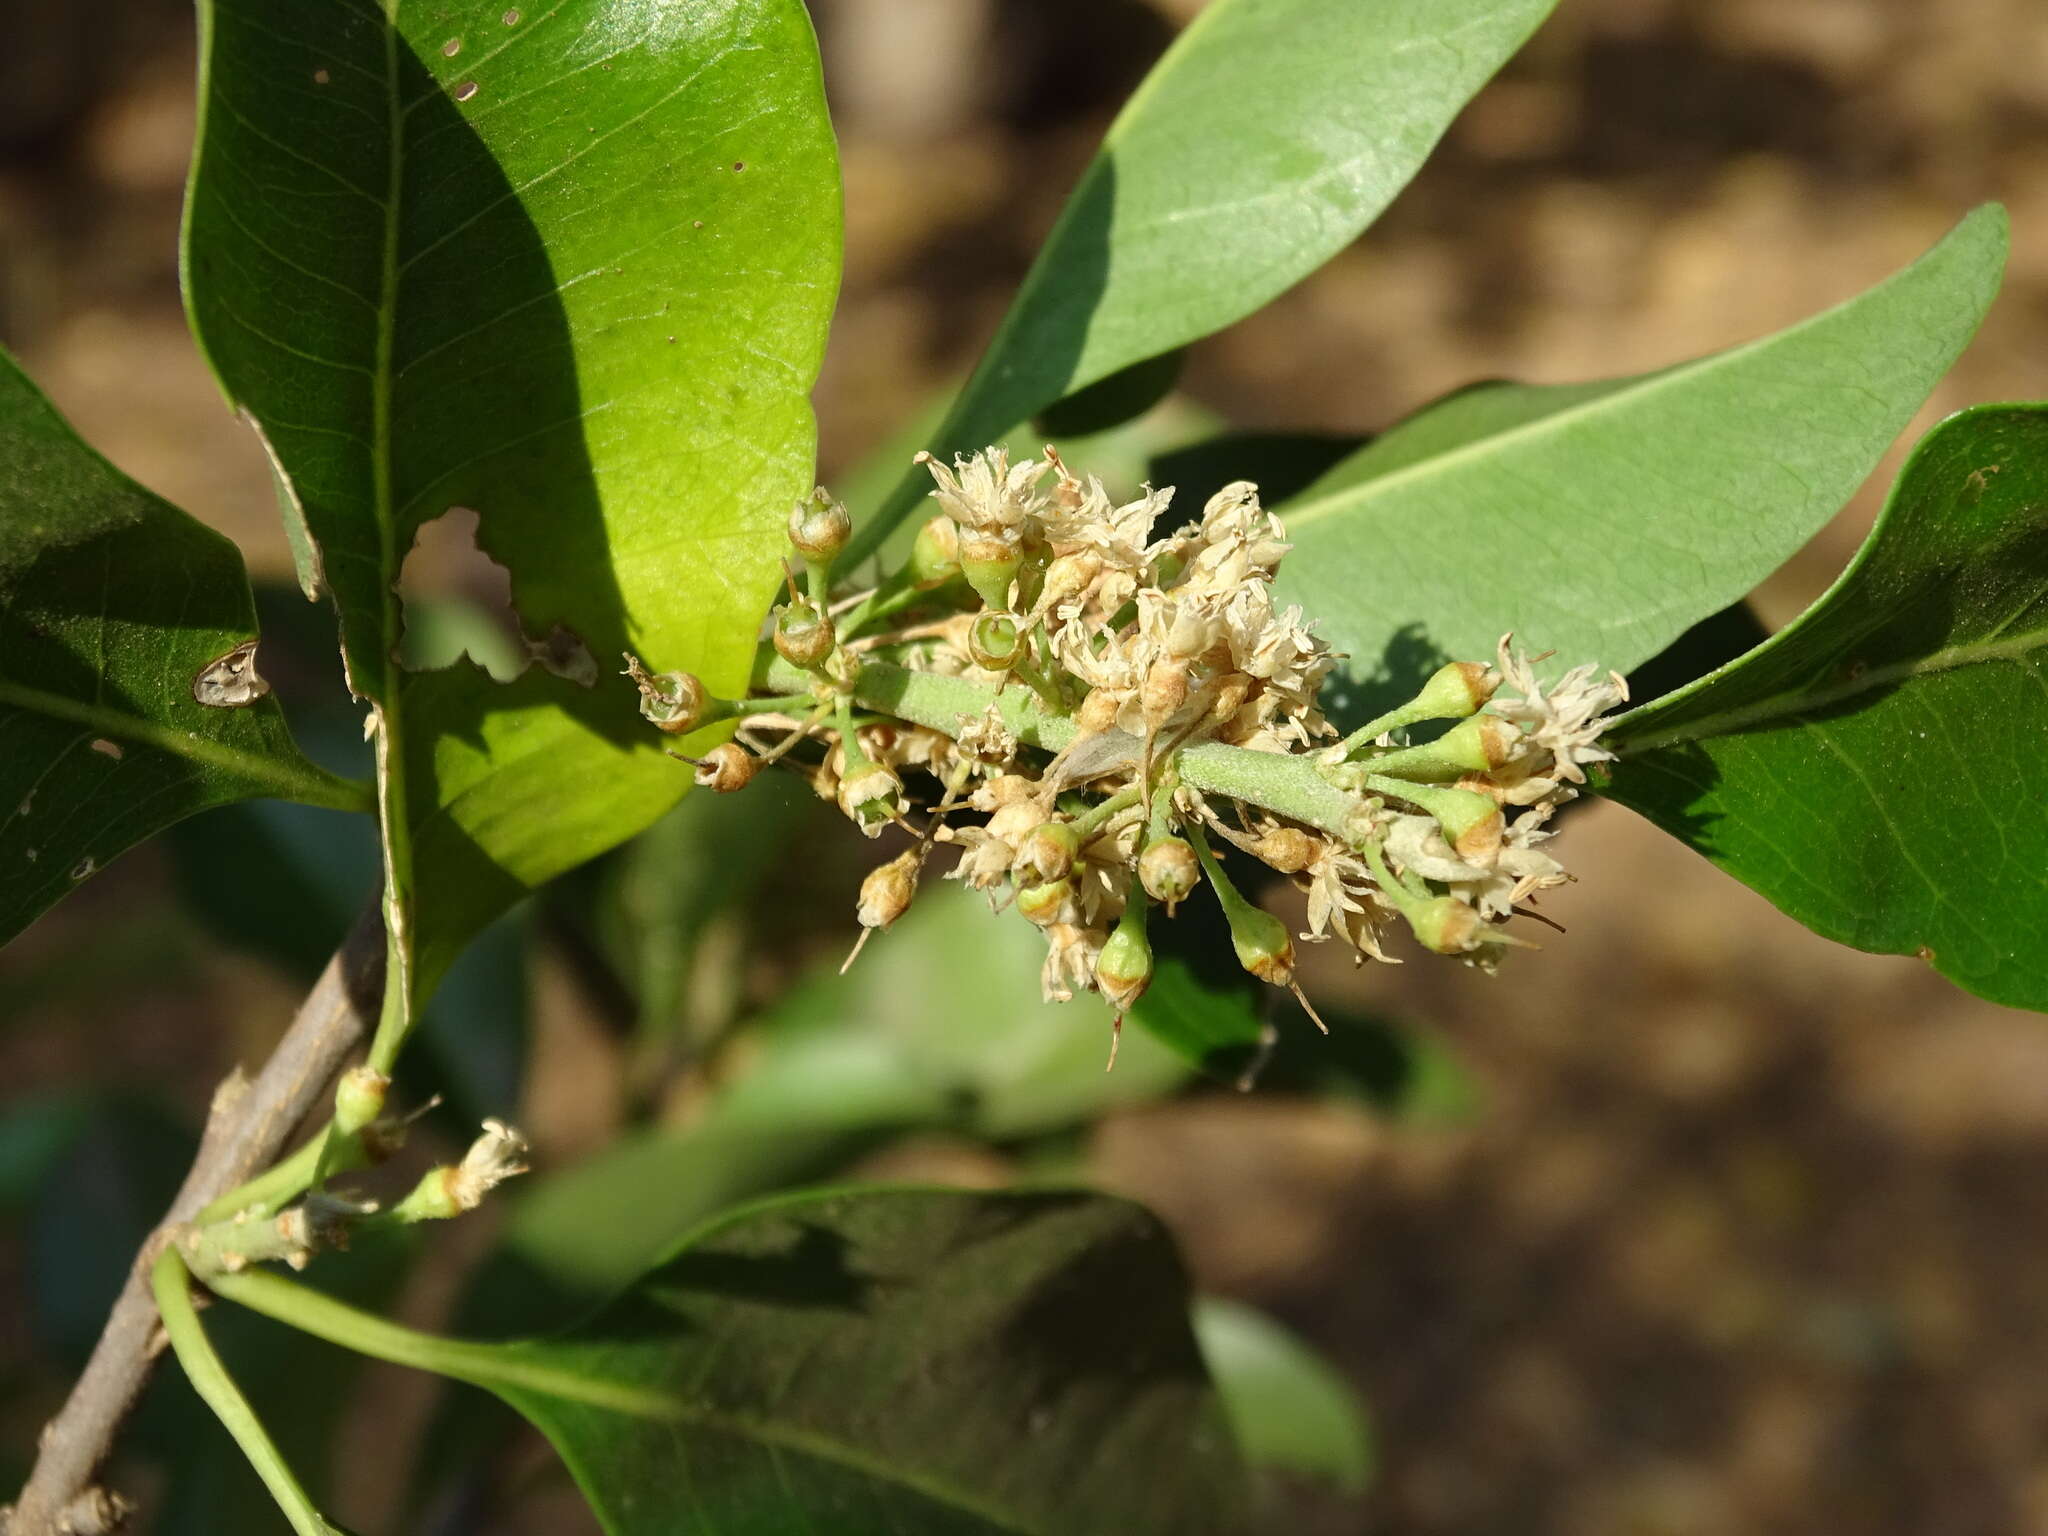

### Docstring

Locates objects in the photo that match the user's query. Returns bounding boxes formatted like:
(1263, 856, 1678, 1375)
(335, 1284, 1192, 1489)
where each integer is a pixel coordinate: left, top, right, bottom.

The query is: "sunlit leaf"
(1273, 208, 2007, 719)
(183, 0, 841, 998)
(843, 0, 1559, 564)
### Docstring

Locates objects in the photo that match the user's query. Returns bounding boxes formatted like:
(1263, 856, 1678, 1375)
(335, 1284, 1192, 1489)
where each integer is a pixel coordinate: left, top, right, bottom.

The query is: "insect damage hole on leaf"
(396, 506, 597, 687)
(192, 640, 270, 707)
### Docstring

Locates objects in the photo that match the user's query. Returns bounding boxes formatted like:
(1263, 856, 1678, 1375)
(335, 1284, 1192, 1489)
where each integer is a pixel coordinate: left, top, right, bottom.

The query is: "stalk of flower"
(629, 446, 1627, 1049)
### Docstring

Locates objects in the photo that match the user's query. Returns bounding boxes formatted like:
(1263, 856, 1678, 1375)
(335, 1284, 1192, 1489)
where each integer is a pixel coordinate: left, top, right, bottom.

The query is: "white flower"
(448, 1119, 530, 1210)
(918, 447, 1049, 534)
(1487, 634, 1628, 786)
(1040, 922, 1105, 1003)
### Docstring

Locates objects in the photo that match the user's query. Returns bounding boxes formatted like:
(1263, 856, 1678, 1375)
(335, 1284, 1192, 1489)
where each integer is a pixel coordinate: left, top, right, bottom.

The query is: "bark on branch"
(3, 905, 385, 1536)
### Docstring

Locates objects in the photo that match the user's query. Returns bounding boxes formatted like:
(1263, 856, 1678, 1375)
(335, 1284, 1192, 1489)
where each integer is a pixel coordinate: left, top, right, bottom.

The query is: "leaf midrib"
(214, 1266, 1047, 1535)
(1617, 624, 2048, 755)
(1278, 335, 1777, 535)
(0, 676, 370, 811)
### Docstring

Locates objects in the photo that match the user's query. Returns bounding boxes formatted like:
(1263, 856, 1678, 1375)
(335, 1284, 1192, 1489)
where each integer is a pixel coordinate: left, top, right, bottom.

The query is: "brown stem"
(3, 905, 385, 1536)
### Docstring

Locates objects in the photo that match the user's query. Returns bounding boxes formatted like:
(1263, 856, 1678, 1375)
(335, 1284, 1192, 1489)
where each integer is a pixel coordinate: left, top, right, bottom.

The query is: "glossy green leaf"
(1274, 207, 2007, 718)
(842, 0, 1559, 565)
(1601, 403, 2048, 1012)
(183, 0, 840, 998)
(221, 1188, 1250, 1534)
(1194, 1298, 1372, 1494)
(0, 349, 367, 947)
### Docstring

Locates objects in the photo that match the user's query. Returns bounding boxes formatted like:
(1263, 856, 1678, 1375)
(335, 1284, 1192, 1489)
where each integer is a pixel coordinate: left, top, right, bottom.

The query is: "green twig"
(151, 1250, 345, 1536)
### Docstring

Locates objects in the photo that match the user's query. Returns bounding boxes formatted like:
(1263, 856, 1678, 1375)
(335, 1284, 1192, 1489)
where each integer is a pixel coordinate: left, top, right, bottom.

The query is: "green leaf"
(1601, 403, 2048, 1012)
(219, 1188, 1251, 1534)
(473, 882, 1189, 1328)
(0, 349, 367, 946)
(842, 0, 1559, 565)
(1034, 350, 1185, 439)
(183, 0, 841, 999)
(1194, 1298, 1372, 1494)
(1273, 207, 2008, 717)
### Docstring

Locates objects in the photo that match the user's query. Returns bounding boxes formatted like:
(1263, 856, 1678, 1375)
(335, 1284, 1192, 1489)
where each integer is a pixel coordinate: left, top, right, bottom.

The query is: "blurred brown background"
(5, 0, 2048, 1532)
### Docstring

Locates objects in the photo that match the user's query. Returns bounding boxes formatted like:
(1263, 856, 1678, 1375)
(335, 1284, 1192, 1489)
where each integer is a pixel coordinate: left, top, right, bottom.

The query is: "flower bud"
(773, 601, 835, 669)
(1138, 836, 1200, 911)
(787, 489, 851, 562)
(967, 611, 1023, 671)
(1366, 714, 1521, 782)
(1095, 918, 1153, 1013)
(1226, 901, 1296, 987)
(1015, 877, 1073, 928)
(1016, 819, 1080, 883)
(624, 653, 710, 734)
(959, 529, 1023, 612)
(1142, 655, 1189, 732)
(1076, 688, 1121, 737)
(909, 516, 961, 589)
(693, 741, 758, 793)
(857, 850, 919, 930)
(1406, 895, 1484, 954)
(333, 1066, 390, 1137)
(1254, 827, 1317, 874)
(1391, 782, 1505, 869)
(1414, 660, 1498, 720)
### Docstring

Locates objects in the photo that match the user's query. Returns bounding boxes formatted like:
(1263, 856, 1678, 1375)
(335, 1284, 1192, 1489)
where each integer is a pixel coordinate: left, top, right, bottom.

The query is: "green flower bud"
(1015, 877, 1073, 928)
(1016, 819, 1080, 883)
(1362, 714, 1521, 782)
(909, 515, 961, 589)
(787, 488, 851, 562)
(967, 611, 1023, 672)
(1138, 836, 1201, 911)
(1226, 901, 1296, 987)
(1378, 780, 1505, 868)
(773, 601, 835, 670)
(333, 1066, 389, 1137)
(1095, 915, 1153, 1013)
(959, 530, 1023, 612)
(1413, 660, 1498, 720)
(1406, 895, 1484, 954)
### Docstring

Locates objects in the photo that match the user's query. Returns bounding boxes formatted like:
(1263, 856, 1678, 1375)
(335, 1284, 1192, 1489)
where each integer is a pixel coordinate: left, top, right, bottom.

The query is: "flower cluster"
(626, 446, 1626, 1056)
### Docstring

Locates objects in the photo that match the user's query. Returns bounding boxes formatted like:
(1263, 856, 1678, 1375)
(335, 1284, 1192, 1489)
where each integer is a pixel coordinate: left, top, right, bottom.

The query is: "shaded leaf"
(1147, 430, 1365, 515)
(183, 0, 841, 998)
(1034, 350, 1185, 439)
(0, 347, 366, 947)
(222, 1188, 1250, 1535)
(472, 882, 1187, 1328)
(1194, 1298, 1372, 1495)
(1273, 209, 2007, 721)
(1601, 403, 2048, 1012)
(843, 0, 1559, 564)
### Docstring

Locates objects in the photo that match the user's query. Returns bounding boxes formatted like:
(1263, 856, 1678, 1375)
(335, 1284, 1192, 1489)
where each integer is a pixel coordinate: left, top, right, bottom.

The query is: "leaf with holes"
(841, 0, 1559, 565)
(0, 347, 368, 948)
(182, 0, 840, 1000)
(1271, 207, 2006, 721)
(1601, 403, 2048, 1012)
(218, 1188, 1251, 1534)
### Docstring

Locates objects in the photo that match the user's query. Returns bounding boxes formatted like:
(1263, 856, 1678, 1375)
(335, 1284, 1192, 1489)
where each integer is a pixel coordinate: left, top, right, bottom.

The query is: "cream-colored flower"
(1488, 633, 1628, 786)
(918, 447, 1049, 534)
